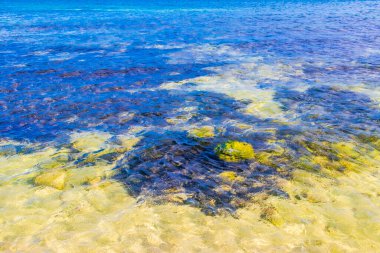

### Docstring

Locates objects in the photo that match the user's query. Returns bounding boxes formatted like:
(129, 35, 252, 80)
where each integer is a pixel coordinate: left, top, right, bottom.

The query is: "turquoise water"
(1, 1, 380, 252)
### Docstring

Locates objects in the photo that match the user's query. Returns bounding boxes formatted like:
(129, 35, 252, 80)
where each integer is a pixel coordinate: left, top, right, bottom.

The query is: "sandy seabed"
(1, 130, 379, 253)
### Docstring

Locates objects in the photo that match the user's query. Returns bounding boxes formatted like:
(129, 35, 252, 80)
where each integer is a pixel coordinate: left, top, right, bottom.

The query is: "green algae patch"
(289, 139, 373, 174)
(331, 142, 361, 159)
(357, 134, 380, 150)
(215, 141, 255, 162)
(188, 126, 215, 138)
(297, 154, 364, 175)
(219, 171, 244, 183)
(294, 156, 323, 172)
(34, 170, 67, 190)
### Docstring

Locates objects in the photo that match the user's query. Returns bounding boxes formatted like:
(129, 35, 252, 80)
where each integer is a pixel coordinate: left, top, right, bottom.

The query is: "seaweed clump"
(215, 141, 255, 162)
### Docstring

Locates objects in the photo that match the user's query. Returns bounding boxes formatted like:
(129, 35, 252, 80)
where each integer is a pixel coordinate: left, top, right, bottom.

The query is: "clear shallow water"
(1, 1, 380, 252)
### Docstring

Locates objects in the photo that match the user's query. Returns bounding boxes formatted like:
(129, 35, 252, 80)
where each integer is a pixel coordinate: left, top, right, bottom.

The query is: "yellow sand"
(1, 132, 380, 252)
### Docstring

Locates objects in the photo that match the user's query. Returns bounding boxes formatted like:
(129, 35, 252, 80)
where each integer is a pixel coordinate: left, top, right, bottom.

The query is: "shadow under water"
(109, 85, 380, 215)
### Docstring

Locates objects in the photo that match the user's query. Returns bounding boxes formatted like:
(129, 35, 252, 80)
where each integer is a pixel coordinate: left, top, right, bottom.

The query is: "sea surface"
(1, 0, 380, 252)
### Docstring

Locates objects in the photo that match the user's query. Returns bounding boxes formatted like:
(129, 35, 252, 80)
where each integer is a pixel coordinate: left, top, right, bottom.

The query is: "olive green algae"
(215, 140, 255, 162)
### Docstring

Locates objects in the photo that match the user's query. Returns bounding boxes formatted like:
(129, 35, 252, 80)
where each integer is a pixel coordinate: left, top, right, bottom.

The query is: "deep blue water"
(1, 0, 380, 213)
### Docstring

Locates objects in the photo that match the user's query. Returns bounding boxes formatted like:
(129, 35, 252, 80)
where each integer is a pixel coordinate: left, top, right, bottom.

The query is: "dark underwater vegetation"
(1, 0, 380, 252)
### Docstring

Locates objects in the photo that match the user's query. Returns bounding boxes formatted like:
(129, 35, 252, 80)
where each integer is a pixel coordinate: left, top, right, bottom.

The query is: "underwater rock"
(65, 165, 114, 187)
(188, 126, 215, 138)
(34, 171, 67, 190)
(71, 132, 111, 153)
(75, 136, 141, 166)
(66, 169, 97, 187)
(215, 141, 255, 162)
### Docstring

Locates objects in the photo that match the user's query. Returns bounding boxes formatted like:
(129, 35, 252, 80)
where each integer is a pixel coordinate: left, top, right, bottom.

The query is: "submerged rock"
(73, 135, 140, 166)
(71, 132, 111, 153)
(188, 126, 215, 138)
(215, 140, 255, 162)
(34, 171, 67, 190)
(65, 165, 113, 187)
